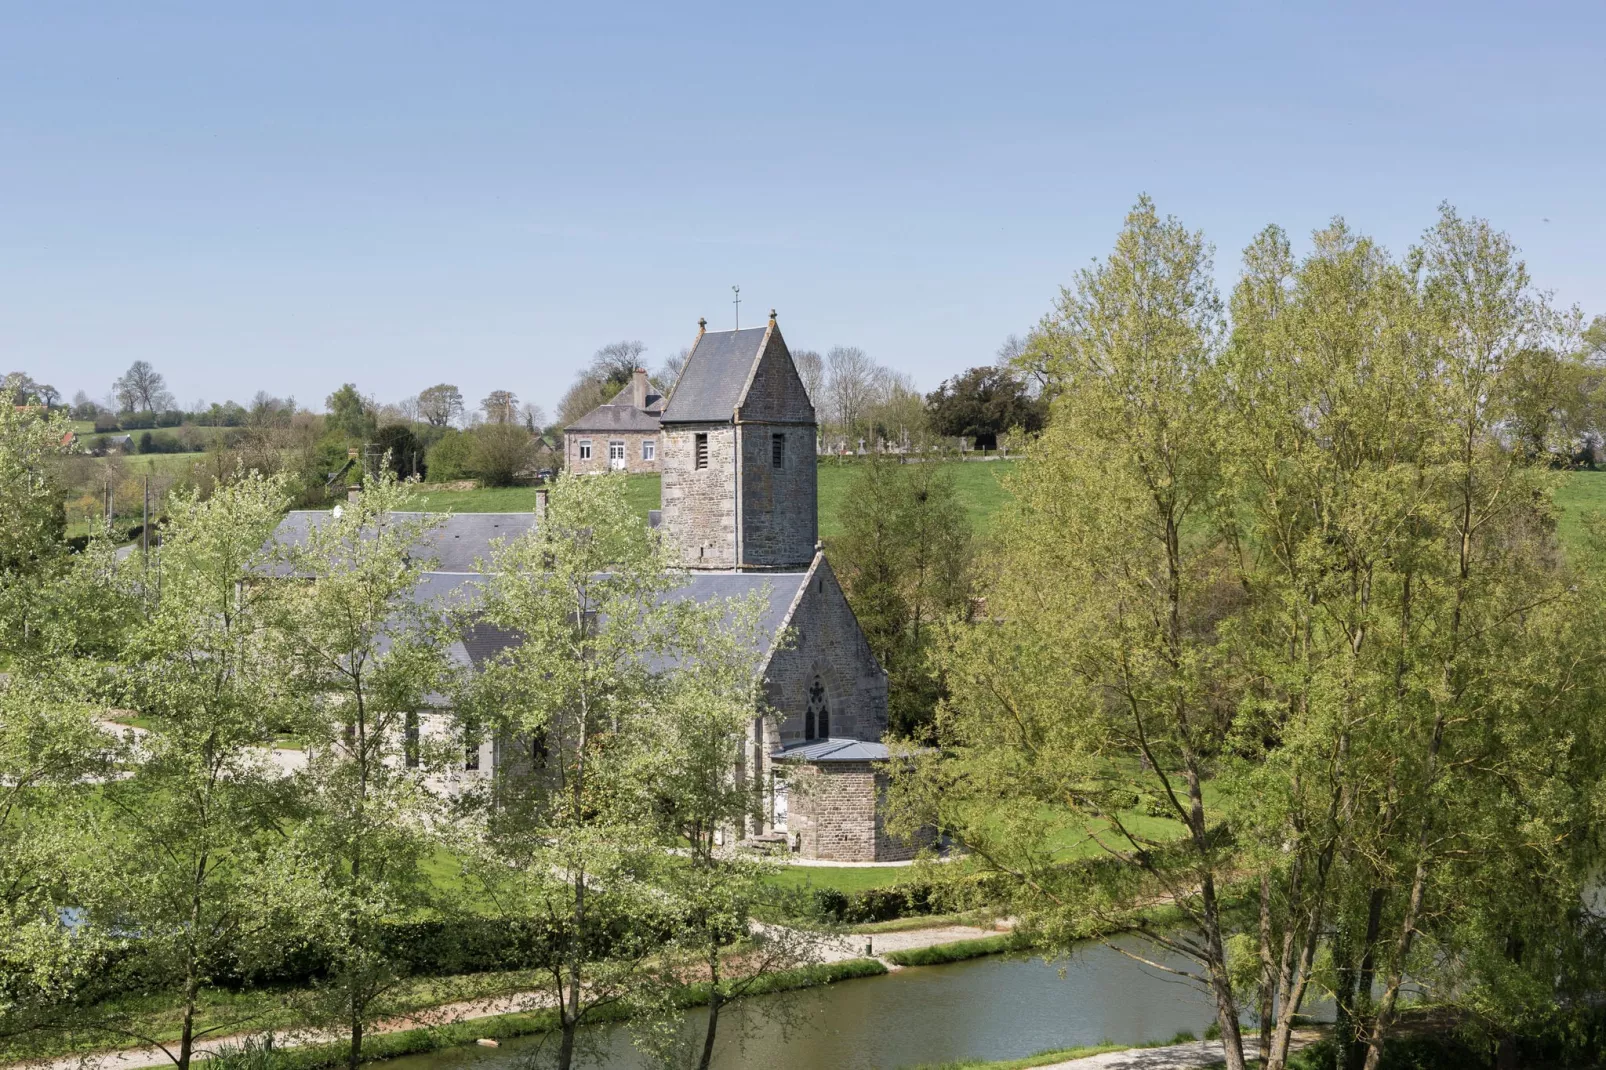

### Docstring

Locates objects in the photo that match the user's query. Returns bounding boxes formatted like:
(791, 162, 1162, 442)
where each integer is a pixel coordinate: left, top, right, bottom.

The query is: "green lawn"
(764, 864, 909, 894)
(1554, 469, 1606, 552)
(398, 461, 1017, 540)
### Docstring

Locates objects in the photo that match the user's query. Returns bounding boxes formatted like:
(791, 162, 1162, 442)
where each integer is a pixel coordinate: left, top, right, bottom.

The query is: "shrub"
(810, 883, 936, 924)
(426, 429, 475, 482)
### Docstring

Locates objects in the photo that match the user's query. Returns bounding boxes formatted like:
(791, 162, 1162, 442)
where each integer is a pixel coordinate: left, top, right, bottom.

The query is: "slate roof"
(660, 327, 769, 423)
(564, 381, 666, 433)
(771, 738, 898, 763)
(270, 512, 538, 573)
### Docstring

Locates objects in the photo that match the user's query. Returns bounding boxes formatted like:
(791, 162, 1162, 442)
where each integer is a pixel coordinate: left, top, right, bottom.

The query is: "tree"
(112, 361, 174, 414)
(324, 384, 376, 441)
(556, 376, 611, 430)
(424, 429, 474, 482)
(833, 457, 971, 738)
(467, 423, 534, 486)
(825, 346, 876, 439)
(272, 476, 450, 1070)
(90, 473, 305, 1069)
(656, 347, 690, 388)
(925, 366, 1045, 451)
(517, 401, 547, 434)
(792, 349, 825, 409)
(591, 340, 648, 389)
(455, 473, 683, 1070)
(0, 391, 71, 577)
(416, 384, 464, 428)
(895, 197, 1252, 1065)
(480, 390, 518, 425)
(373, 424, 423, 480)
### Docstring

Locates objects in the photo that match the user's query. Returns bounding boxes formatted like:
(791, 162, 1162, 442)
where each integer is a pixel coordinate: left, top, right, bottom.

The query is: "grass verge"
(883, 933, 1026, 967)
(180, 959, 887, 1070)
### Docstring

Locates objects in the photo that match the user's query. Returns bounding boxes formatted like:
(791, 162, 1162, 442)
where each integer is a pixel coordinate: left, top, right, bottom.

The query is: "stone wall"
(737, 422, 817, 568)
(783, 760, 930, 862)
(564, 430, 662, 475)
(659, 422, 738, 568)
(763, 554, 887, 746)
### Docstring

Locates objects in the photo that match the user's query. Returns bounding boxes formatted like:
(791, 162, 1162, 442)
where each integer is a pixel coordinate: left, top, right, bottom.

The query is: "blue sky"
(4, 1, 1603, 417)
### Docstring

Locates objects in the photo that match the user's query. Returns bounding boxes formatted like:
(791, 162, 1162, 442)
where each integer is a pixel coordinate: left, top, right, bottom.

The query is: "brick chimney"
(631, 367, 649, 409)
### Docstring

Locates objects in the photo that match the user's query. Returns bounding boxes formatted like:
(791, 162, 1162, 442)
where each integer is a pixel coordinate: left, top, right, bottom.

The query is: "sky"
(3, 1, 1604, 419)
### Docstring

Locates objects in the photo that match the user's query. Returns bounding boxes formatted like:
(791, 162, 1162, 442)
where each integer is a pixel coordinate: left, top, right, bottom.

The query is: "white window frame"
(642, 439, 656, 462)
(608, 440, 626, 470)
(578, 439, 592, 460)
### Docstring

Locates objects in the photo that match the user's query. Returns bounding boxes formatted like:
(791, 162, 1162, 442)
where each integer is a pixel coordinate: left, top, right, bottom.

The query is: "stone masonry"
(783, 760, 933, 862)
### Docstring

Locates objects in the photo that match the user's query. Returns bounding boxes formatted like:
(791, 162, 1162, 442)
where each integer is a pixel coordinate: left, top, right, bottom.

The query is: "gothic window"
(806, 676, 830, 740)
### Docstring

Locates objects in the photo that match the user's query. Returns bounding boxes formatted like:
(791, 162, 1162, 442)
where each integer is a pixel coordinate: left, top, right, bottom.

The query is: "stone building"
(563, 368, 665, 474)
(270, 313, 921, 862)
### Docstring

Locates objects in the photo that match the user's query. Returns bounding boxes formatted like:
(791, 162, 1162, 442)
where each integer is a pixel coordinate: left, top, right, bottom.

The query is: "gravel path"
(1038, 1031, 1322, 1068)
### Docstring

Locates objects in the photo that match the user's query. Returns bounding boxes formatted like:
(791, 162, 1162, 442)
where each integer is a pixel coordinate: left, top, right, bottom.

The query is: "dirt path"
(10, 921, 1003, 1070)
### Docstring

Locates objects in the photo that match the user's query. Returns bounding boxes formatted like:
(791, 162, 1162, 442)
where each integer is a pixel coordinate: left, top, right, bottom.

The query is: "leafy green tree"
(893, 196, 1249, 1065)
(424, 428, 474, 482)
(632, 593, 824, 1070)
(0, 675, 114, 1041)
(324, 384, 376, 442)
(272, 474, 450, 1070)
(416, 383, 464, 428)
(89, 472, 306, 1069)
(832, 457, 971, 738)
(924, 366, 1045, 450)
(467, 422, 534, 486)
(456, 472, 682, 1070)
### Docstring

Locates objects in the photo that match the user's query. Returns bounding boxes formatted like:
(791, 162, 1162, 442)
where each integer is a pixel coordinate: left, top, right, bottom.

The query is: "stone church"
(272, 313, 922, 862)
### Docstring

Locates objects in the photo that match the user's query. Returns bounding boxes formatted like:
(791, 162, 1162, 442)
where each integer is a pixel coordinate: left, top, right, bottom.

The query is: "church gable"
(763, 553, 887, 745)
(734, 322, 815, 425)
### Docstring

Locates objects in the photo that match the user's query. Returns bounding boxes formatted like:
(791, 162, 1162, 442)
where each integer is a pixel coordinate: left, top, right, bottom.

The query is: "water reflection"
(385, 937, 1258, 1070)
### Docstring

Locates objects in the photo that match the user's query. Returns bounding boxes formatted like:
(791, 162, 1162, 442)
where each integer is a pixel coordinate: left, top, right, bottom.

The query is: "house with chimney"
(563, 368, 665, 474)
(270, 313, 926, 862)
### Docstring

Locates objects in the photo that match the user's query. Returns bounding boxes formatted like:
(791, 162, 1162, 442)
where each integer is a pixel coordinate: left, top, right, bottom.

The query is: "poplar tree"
(455, 472, 680, 1070)
(273, 474, 450, 1070)
(90, 472, 305, 1069)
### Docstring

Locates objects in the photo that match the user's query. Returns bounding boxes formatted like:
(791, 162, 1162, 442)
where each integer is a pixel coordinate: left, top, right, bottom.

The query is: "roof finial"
(697, 316, 707, 333)
(769, 308, 777, 323)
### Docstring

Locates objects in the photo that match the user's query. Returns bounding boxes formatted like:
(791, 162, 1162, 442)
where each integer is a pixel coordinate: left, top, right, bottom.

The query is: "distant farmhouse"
(564, 368, 665, 474)
(274, 313, 922, 862)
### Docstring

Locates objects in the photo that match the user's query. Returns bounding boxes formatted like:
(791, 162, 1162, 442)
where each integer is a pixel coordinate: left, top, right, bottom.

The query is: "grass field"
(1553, 469, 1606, 552)
(397, 459, 1019, 539)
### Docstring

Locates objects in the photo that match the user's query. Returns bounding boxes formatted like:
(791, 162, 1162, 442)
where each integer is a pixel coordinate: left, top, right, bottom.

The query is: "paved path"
(1039, 1031, 1322, 1069)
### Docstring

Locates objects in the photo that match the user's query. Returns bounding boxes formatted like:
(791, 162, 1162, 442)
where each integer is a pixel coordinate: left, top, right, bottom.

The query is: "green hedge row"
(882, 933, 1026, 967)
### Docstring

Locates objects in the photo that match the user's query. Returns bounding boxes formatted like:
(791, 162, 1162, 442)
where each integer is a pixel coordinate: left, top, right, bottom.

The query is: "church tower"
(658, 311, 818, 570)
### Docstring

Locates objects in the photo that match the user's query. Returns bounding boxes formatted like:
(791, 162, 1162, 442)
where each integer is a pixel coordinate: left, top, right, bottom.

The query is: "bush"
(426, 429, 475, 482)
(811, 883, 936, 924)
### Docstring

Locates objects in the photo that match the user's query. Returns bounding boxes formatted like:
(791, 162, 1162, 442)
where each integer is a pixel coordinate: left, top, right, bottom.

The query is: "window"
(642, 439, 656, 462)
(608, 440, 625, 470)
(578, 439, 592, 460)
(694, 433, 709, 470)
(771, 433, 784, 468)
(465, 735, 480, 771)
(805, 677, 830, 741)
(405, 712, 419, 768)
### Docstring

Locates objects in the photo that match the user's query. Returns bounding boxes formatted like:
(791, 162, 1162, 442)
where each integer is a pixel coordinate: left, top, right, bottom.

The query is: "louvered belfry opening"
(694, 433, 709, 469)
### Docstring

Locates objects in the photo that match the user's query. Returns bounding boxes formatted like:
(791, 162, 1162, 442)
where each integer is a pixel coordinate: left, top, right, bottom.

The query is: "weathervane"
(732, 285, 741, 329)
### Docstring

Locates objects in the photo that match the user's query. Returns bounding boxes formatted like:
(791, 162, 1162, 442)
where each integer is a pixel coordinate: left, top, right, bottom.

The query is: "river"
(384, 936, 1276, 1070)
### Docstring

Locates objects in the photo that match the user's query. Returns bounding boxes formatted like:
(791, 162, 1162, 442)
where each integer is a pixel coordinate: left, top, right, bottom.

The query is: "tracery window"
(805, 676, 830, 740)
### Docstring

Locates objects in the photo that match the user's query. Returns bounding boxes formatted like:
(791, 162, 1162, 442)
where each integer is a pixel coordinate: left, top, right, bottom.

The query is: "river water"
(385, 937, 1257, 1070)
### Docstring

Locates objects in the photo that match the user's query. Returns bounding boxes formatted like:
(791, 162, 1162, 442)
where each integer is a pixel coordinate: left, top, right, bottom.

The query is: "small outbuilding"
(771, 738, 934, 862)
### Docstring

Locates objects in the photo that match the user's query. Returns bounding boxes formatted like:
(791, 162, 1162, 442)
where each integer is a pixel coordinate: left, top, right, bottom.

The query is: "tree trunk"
(557, 1016, 578, 1070)
(348, 1013, 363, 1070)
(698, 990, 723, 1070)
(1257, 875, 1274, 1069)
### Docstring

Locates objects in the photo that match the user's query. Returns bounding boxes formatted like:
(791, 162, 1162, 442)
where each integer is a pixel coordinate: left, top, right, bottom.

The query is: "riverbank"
(6, 919, 1016, 1070)
(908, 1028, 1324, 1069)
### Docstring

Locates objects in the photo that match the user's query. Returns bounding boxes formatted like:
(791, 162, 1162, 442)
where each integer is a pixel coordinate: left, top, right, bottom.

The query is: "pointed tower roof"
(660, 325, 771, 423)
